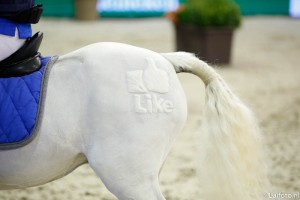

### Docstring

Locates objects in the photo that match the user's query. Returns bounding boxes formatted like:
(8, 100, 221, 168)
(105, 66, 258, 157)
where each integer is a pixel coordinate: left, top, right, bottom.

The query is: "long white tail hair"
(162, 52, 268, 200)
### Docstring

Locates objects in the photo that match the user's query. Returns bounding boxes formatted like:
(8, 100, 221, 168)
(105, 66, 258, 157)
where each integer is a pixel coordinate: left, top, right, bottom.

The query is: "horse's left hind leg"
(98, 170, 165, 200)
(87, 142, 167, 200)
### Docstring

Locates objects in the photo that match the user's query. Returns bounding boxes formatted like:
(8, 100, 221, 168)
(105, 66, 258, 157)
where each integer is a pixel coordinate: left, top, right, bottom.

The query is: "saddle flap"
(0, 32, 43, 66)
(0, 32, 43, 77)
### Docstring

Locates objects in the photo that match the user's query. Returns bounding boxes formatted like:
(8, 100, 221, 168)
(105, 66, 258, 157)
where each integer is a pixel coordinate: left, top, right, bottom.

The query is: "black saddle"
(0, 32, 43, 78)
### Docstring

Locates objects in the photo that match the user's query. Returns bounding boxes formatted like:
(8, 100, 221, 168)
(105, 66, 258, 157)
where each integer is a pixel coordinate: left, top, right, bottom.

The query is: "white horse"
(0, 42, 267, 200)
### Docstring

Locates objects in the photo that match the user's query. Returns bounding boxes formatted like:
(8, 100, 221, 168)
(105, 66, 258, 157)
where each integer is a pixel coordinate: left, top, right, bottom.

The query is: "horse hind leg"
(86, 140, 167, 200)
(101, 172, 165, 200)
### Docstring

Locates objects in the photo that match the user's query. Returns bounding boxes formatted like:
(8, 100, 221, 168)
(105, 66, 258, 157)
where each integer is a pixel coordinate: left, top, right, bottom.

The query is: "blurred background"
(1, 0, 300, 200)
(39, 0, 300, 18)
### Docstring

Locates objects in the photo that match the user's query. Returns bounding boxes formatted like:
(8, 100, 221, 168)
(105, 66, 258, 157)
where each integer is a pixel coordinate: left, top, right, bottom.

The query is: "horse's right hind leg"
(87, 143, 167, 200)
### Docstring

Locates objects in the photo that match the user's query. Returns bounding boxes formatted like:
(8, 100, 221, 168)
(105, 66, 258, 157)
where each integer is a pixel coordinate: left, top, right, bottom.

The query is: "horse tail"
(161, 52, 267, 200)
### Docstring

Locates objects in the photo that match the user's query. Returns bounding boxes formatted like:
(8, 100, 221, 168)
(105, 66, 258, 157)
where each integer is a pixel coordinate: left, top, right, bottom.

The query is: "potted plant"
(74, 0, 98, 20)
(168, 0, 241, 64)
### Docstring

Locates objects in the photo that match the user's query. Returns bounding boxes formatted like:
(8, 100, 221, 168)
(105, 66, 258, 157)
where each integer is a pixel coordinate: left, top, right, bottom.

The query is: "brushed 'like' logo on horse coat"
(126, 58, 174, 113)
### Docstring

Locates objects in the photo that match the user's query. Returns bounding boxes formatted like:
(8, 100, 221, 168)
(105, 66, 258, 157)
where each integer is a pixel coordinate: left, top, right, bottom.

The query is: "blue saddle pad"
(0, 56, 55, 149)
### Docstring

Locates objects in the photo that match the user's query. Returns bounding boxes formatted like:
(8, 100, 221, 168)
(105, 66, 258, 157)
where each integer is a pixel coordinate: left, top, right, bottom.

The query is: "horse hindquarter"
(74, 43, 188, 199)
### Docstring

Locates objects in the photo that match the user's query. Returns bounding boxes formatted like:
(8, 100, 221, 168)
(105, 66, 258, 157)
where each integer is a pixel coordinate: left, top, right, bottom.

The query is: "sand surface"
(0, 16, 300, 200)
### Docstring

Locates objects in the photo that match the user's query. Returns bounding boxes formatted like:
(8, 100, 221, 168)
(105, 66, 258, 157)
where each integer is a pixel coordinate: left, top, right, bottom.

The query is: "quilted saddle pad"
(0, 56, 57, 149)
